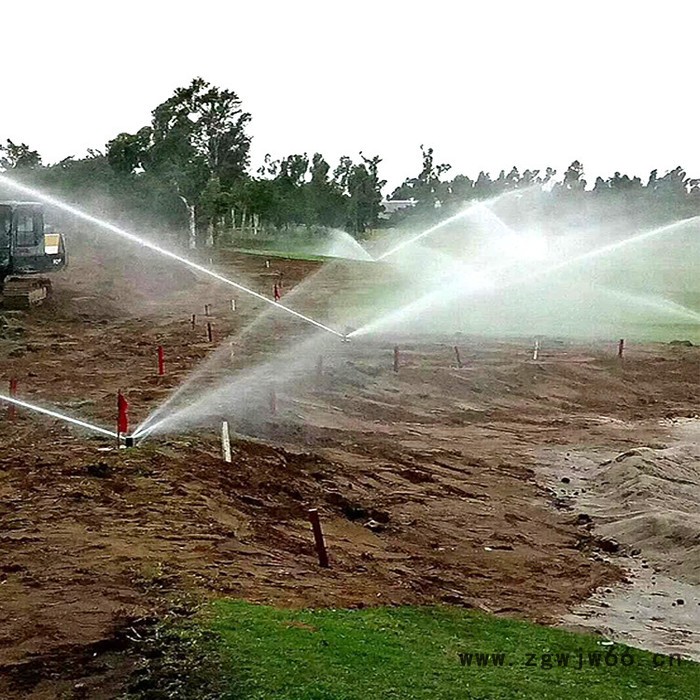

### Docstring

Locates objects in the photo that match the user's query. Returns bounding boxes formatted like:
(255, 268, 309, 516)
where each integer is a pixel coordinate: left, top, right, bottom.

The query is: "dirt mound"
(592, 445, 700, 583)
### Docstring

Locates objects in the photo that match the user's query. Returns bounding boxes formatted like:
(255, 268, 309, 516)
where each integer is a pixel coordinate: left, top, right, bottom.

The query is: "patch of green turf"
(206, 602, 699, 699)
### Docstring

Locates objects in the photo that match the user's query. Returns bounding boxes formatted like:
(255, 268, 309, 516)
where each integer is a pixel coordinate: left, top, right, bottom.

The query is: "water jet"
(0, 174, 344, 339)
(0, 393, 117, 438)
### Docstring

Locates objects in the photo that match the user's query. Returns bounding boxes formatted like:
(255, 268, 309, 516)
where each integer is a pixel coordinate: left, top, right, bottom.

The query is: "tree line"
(1, 77, 699, 247)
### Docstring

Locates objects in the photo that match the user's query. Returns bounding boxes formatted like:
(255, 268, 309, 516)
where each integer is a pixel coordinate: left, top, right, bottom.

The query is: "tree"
(560, 160, 587, 191)
(307, 153, 345, 228)
(106, 77, 251, 248)
(0, 139, 42, 170)
(106, 128, 152, 175)
(343, 154, 386, 236)
(390, 145, 451, 208)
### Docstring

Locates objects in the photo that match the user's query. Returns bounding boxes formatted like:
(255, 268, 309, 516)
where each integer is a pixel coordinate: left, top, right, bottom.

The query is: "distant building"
(380, 198, 417, 219)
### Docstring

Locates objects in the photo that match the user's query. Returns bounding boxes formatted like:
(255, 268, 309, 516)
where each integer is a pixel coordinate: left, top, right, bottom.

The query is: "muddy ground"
(0, 242, 698, 697)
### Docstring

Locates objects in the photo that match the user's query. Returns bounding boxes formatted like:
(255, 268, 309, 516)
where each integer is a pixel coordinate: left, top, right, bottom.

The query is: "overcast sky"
(2, 1, 697, 190)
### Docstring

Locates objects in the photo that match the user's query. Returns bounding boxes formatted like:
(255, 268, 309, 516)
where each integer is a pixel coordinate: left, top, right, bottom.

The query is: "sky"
(1, 1, 698, 191)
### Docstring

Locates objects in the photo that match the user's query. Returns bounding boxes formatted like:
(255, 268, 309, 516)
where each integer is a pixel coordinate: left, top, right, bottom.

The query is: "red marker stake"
(273, 283, 281, 302)
(393, 345, 400, 373)
(207, 322, 213, 343)
(117, 391, 129, 445)
(191, 314, 196, 330)
(157, 346, 165, 376)
(308, 508, 329, 568)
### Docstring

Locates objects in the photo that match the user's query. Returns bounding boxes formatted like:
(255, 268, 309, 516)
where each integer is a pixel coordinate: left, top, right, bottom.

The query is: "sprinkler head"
(341, 335, 352, 343)
(124, 436, 135, 448)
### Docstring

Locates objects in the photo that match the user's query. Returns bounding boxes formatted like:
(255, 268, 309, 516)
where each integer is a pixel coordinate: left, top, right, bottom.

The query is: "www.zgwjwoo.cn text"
(458, 650, 685, 670)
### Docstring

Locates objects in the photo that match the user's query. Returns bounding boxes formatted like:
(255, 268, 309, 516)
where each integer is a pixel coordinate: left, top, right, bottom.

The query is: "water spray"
(374, 189, 532, 261)
(375, 208, 475, 261)
(0, 393, 117, 438)
(0, 174, 344, 339)
(132, 329, 343, 440)
(515, 217, 700, 288)
(350, 216, 700, 340)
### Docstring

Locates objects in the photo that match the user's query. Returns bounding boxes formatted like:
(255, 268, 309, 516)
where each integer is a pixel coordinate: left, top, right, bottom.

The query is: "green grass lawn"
(205, 602, 699, 700)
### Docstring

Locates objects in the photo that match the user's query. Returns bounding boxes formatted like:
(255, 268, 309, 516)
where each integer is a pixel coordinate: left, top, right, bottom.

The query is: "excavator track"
(1, 278, 53, 308)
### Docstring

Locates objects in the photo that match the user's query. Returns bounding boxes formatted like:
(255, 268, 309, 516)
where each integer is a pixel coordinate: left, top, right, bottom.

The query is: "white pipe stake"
(221, 421, 232, 463)
(532, 339, 540, 361)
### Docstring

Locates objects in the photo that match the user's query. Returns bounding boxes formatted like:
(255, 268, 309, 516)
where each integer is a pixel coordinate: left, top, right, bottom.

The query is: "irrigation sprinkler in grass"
(307, 508, 330, 568)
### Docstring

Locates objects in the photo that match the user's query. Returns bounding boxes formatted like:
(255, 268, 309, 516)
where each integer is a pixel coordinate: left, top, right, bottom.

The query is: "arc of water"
(0, 174, 344, 339)
(598, 287, 700, 323)
(132, 329, 337, 440)
(375, 208, 475, 261)
(513, 216, 700, 288)
(0, 393, 117, 437)
(374, 188, 532, 261)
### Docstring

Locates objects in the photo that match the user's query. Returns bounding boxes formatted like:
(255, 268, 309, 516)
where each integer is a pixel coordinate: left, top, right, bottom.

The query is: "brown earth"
(0, 242, 698, 697)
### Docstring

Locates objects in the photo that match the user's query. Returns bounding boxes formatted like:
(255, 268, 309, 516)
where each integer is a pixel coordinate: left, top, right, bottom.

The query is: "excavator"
(0, 201, 66, 307)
